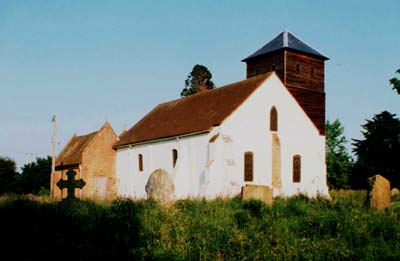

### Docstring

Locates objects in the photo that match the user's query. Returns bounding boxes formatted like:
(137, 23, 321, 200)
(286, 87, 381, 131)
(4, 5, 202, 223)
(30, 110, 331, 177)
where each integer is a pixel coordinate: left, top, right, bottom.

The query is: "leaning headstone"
(391, 188, 400, 197)
(145, 169, 175, 203)
(241, 184, 273, 205)
(367, 175, 391, 210)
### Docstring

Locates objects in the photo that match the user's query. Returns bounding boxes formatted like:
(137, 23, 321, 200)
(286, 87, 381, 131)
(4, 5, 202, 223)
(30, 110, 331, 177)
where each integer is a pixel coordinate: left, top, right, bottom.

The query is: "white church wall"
(214, 73, 328, 197)
(116, 73, 328, 200)
(115, 133, 210, 199)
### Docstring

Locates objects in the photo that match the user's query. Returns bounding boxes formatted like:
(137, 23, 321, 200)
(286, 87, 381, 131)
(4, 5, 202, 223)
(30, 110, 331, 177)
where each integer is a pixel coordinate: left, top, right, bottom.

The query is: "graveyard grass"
(1, 190, 399, 259)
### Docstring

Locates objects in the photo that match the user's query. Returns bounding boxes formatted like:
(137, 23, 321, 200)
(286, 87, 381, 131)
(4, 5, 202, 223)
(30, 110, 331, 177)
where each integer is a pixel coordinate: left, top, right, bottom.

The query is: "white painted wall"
(116, 133, 210, 199)
(115, 73, 329, 199)
(216, 73, 329, 197)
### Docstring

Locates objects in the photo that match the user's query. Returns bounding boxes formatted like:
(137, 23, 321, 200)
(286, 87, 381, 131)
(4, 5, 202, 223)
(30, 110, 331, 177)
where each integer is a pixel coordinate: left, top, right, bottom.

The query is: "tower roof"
(242, 30, 329, 62)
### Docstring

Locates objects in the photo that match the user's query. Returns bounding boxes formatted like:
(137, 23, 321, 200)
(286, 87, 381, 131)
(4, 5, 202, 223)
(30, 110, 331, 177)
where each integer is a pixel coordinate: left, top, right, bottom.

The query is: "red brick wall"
(81, 123, 117, 200)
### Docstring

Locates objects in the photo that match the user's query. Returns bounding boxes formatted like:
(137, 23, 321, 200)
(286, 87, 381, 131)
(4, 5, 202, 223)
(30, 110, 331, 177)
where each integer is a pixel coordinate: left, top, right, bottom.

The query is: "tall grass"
(0, 191, 399, 259)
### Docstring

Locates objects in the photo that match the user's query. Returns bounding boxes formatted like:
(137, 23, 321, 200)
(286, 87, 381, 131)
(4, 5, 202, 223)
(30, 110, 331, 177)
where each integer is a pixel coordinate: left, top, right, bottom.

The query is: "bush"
(0, 193, 399, 259)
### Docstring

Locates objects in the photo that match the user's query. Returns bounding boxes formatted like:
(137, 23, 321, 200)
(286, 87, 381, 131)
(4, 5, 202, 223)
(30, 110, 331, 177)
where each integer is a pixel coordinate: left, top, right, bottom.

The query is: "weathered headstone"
(145, 169, 175, 203)
(367, 174, 391, 210)
(56, 169, 86, 201)
(241, 184, 273, 205)
(391, 188, 399, 197)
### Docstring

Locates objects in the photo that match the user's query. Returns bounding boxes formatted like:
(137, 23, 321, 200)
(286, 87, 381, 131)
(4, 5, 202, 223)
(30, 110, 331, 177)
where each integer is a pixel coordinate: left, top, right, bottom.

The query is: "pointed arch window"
(172, 149, 178, 168)
(270, 106, 278, 131)
(293, 155, 301, 183)
(244, 151, 254, 182)
(138, 154, 143, 172)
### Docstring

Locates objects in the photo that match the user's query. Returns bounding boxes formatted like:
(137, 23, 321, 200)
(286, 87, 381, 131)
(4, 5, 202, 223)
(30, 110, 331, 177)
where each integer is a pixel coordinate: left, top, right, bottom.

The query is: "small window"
(293, 155, 301, 183)
(270, 106, 278, 131)
(138, 154, 143, 172)
(271, 64, 276, 71)
(172, 149, 178, 168)
(255, 69, 260, 75)
(244, 151, 254, 182)
(296, 64, 301, 74)
(311, 67, 315, 77)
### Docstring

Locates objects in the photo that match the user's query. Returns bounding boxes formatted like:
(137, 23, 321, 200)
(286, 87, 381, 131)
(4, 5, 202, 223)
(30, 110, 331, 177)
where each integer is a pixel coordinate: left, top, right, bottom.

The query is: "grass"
(0, 191, 399, 260)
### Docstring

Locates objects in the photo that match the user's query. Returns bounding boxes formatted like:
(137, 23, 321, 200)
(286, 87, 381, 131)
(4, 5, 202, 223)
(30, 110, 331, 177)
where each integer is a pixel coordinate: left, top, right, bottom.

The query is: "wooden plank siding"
(245, 49, 326, 135)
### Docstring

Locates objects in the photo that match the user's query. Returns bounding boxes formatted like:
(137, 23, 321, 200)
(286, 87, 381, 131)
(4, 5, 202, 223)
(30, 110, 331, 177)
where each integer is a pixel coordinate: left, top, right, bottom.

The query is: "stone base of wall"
(241, 184, 273, 205)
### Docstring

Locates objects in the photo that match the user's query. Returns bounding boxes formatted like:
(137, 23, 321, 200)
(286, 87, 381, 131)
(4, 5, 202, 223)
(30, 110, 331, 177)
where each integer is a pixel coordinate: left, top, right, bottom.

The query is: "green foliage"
(0, 156, 18, 195)
(326, 119, 353, 189)
(15, 156, 52, 195)
(1, 194, 400, 259)
(389, 68, 400, 95)
(181, 64, 215, 97)
(352, 111, 400, 188)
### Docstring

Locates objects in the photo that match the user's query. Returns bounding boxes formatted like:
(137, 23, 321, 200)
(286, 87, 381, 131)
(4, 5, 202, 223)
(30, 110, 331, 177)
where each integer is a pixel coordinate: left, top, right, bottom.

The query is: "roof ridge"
(114, 72, 273, 148)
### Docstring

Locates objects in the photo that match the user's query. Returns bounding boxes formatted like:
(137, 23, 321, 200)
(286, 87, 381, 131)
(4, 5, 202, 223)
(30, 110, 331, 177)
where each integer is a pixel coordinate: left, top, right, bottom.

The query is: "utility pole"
(51, 115, 56, 197)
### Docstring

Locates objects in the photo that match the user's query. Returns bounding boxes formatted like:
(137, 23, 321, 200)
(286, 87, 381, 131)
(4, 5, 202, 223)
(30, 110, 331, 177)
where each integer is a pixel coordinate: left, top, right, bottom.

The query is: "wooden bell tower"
(242, 30, 329, 135)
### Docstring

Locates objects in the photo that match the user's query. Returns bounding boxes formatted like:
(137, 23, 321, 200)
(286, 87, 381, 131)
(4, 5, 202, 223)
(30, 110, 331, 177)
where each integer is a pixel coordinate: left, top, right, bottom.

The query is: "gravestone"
(145, 169, 175, 203)
(241, 184, 273, 205)
(391, 188, 399, 197)
(367, 174, 391, 210)
(56, 169, 86, 201)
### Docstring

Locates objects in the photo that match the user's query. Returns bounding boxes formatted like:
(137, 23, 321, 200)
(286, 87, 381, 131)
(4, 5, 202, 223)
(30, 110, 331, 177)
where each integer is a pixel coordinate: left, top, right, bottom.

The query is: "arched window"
(172, 149, 178, 168)
(244, 151, 254, 182)
(270, 106, 278, 131)
(138, 154, 143, 172)
(293, 155, 301, 183)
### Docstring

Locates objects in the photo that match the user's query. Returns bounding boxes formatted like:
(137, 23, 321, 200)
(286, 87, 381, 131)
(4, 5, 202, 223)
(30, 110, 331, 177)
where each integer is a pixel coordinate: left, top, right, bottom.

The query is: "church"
(113, 30, 330, 199)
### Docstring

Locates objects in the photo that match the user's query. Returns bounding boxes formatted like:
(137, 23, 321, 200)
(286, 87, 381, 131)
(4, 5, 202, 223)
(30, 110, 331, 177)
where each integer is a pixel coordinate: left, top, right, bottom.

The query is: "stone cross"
(56, 169, 86, 200)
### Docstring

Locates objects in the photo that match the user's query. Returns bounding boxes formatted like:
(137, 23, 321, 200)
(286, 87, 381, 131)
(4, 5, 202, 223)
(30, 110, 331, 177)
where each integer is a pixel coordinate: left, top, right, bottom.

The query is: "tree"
(181, 64, 215, 97)
(389, 69, 400, 95)
(0, 157, 19, 195)
(352, 111, 400, 189)
(326, 119, 353, 189)
(18, 156, 51, 195)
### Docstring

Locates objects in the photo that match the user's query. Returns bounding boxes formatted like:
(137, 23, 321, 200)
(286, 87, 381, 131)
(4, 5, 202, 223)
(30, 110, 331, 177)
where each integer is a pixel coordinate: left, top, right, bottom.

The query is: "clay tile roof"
(242, 30, 328, 62)
(55, 131, 98, 167)
(114, 73, 273, 148)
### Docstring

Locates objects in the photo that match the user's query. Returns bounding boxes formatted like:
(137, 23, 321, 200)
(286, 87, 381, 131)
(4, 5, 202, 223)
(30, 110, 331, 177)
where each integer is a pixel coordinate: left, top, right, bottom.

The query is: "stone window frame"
(293, 154, 301, 183)
(270, 106, 278, 132)
(244, 151, 254, 182)
(138, 154, 143, 172)
(172, 149, 178, 168)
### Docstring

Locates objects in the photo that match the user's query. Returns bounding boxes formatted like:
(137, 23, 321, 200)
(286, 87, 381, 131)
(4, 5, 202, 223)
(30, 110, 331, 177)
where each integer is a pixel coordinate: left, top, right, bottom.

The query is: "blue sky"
(0, 1, 399, 169)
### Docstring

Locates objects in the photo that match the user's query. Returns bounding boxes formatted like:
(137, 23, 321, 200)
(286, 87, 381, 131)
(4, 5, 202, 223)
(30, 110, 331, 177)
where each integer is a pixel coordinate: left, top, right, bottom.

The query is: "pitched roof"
(242, 30, 328, 61)
(114, 73, 273, 148)
(55, 131, 98, 167)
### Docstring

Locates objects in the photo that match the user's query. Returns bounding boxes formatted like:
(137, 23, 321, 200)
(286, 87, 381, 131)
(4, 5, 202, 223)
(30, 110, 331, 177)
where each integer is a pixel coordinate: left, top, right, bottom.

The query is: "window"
(311, 67, 315, 77)
(244, 151, 254, 182)
(270, 106, 278, 131)
(296, 64, 301, 74)
(293, 155, 301, 183)
(271, 64, 276, 71)
(255, 69, 260, 75)
(138, 154, 143, 172)
(172, 149, 178, 168)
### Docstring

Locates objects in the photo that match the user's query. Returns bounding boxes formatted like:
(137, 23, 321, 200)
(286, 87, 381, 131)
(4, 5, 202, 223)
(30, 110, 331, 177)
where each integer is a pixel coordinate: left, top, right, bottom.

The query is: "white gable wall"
(215, 74, 328, 197)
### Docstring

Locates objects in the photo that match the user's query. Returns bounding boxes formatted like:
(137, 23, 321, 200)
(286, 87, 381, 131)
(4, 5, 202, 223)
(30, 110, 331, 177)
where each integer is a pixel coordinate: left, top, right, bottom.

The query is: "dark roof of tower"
(242, 30, 329, 61)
